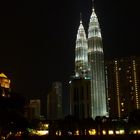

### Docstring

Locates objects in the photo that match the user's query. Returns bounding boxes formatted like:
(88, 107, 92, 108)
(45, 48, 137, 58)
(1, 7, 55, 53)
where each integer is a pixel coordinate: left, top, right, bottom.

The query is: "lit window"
(115, 130, 125, 135)
(56, 130, 61, 136)
(88, 129, 96, 135)
(108, 130, 114, 135)
(137, 130, 140, 134)
(102, 130, 106, 135)
(36, 130, 49, 136)
(115, 130, 119, 135)
(74, 130, 79, 135)
(133, 130, 137, 134)
(119, 130, 125, 135)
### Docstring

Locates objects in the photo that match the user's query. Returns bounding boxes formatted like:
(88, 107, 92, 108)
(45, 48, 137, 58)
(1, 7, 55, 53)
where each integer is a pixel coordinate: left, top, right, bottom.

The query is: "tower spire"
(75, 13, 89, 78)
(92, 0, 95, 8)
(91, 0, 96, 14)
(80, 12, 82, 23)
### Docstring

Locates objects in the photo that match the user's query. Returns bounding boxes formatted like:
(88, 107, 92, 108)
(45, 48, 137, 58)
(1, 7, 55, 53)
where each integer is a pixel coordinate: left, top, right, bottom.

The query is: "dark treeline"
(7, 135, 140, 140)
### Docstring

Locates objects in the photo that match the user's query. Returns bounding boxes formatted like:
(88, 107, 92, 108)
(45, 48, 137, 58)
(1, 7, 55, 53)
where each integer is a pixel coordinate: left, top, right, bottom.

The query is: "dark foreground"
(7, 135, 140, 140)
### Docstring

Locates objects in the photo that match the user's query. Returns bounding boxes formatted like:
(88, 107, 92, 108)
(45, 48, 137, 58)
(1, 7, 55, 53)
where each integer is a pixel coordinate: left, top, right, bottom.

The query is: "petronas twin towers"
(75, 4, 108, 118)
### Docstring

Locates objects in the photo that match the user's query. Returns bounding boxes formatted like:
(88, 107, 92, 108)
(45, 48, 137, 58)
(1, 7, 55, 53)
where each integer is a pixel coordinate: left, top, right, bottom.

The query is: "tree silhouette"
(0, 91, 29, 136)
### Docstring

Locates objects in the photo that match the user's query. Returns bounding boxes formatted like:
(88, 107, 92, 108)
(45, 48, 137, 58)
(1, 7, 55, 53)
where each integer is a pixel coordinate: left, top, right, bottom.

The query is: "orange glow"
(0, 73, 10, 88)
(88, 129, 96, 135)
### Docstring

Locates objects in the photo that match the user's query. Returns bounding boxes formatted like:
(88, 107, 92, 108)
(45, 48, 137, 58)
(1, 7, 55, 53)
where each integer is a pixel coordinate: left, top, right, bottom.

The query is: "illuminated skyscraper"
(75, 19, 89, 78)
(70, 2, 108, 119)
(106, 56, 140, 118)
(88, 5, 107, 118)
(69, 17, 91, 119)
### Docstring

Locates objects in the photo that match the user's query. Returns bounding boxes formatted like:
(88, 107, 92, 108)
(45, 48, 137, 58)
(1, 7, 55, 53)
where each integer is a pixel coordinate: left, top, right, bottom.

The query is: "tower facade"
(106, 56, 140, 118)
(47, 81, 63, 120)
(29, 99, 41, 119)
(75, 19, 89, 78)
(88, 7, 107, 118)
(70, 3, 108, 119)
(69, 78, 91, 119)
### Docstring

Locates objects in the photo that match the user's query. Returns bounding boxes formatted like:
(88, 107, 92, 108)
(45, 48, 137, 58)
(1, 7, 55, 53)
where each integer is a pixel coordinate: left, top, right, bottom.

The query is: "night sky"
(0, 0, 140, 113)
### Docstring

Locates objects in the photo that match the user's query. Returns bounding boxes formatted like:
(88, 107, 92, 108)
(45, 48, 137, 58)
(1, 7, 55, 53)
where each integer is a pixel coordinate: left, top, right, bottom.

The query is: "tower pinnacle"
(80, 13, 82, 23)
(75, 14, 89, 78)
(92, 0, 95, 9)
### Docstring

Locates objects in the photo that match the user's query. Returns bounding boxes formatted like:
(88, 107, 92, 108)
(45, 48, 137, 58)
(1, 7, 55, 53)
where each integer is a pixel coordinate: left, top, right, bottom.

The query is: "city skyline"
(0, 0, 139, 100)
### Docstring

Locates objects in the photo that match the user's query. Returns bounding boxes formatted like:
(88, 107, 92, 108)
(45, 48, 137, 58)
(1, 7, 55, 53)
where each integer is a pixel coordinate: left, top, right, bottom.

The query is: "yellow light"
(56, 131, 58, 136)
(2, 93, 5, 97)
(74, 130, 79, 135)
(115, 130, 120, 135)
(102, 130, 106, 135)
(43, 124, 49, 129)
(36, 130, 49, 136)
(56, 130, 61, 136)
(15, 131, 22, 136)
(119, 130, 125, 134)
(0, 78, 10, 88)
(0, 73, 7, 78)
(137, 130, 140, 134)
(108, 130, 114, 135)
(88, 129, 96, 135)
(133, 130, 137, 134)
(59, 131, 62, 136)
